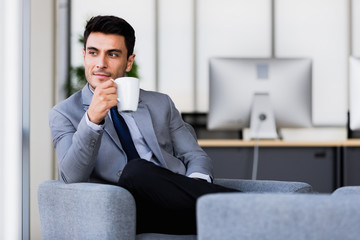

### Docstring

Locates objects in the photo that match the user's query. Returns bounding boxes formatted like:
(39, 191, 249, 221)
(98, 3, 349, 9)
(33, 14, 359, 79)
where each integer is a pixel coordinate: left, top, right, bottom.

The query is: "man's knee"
(118, 158, 156, 188)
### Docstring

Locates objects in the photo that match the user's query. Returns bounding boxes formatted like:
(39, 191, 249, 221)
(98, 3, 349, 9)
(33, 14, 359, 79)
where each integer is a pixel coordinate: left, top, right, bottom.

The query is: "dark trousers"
(118, 158, 238, 235)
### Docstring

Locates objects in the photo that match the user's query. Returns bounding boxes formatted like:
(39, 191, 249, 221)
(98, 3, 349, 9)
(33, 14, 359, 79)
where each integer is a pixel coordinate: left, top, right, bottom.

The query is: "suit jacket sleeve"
(165, 95, 214, 178)
(49, 104, 104, 183)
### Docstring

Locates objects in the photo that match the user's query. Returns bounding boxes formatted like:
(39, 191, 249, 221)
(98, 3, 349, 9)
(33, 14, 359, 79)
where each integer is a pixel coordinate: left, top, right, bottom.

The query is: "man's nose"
(96, 55, 107, 69)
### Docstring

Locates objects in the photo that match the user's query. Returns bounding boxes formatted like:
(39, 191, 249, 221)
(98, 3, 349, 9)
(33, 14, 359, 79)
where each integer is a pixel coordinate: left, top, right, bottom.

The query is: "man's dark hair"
(83, 15, 136, 58)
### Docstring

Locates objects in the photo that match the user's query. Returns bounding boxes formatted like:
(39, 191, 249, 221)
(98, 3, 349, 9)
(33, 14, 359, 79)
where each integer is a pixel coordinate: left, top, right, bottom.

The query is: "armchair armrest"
(197, 193, 360, 240)
(332, 186, 360, 195)
(214, 178, 312, 193)
(38, 180, 136, 240)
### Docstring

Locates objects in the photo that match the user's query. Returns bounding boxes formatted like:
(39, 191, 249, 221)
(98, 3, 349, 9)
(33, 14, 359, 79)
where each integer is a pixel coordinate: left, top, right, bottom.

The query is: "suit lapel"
(81, 83, 93, 108)
(133, 101, 166, 167)
(104, 115, 122, 149)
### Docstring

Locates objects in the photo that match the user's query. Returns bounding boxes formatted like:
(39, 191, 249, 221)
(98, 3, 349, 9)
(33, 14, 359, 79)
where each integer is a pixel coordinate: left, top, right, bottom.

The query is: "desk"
(198, 140, 360, 193)
(341, 140, 360, 187)
(198, 139, 344, 147)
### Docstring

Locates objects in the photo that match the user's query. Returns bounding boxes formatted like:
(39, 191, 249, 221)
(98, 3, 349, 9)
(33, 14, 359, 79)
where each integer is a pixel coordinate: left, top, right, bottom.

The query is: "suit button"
(117, 170, 122, 177)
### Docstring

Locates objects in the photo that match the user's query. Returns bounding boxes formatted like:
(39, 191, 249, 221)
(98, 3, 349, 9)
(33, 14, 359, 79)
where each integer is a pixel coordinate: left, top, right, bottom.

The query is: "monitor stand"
(249, 93, 278, 139)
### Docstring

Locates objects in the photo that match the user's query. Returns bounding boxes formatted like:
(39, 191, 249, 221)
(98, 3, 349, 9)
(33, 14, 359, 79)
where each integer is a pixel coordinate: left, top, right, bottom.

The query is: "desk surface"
(198, 139, 360, 147)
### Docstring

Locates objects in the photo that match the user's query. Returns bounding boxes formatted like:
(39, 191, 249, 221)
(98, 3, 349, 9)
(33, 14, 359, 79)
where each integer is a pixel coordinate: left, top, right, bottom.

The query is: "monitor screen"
(349, 56, 360, 131)
(207, 58, 312, 139)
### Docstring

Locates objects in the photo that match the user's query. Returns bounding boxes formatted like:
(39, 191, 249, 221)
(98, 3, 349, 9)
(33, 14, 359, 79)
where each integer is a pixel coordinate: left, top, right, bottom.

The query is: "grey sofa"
(197, 185, 360, 240)
(38, 179, 312, 240)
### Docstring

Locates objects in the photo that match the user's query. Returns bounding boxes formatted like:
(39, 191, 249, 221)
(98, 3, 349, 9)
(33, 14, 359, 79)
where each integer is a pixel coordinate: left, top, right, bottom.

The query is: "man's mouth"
(93, 72, 111, 78)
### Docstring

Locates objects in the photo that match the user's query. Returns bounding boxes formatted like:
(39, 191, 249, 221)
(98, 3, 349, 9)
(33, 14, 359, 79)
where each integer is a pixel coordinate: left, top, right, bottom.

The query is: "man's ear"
(126, 54, 136, 72)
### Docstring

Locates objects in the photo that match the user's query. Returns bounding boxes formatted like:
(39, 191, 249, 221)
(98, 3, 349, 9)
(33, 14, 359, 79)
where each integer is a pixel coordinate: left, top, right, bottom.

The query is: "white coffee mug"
(114, 77, 140, 112)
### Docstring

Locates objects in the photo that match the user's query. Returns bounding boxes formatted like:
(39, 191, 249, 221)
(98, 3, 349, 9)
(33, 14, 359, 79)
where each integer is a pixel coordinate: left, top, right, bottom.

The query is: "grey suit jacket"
(49, 84, 213, 184)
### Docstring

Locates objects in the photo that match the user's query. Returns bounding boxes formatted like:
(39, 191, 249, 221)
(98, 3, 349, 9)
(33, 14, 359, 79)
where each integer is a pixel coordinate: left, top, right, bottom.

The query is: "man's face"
(83, 32, 135, 91)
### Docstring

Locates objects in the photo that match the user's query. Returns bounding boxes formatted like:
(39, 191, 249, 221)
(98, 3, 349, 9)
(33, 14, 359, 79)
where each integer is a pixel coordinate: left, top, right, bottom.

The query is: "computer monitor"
(349, 56, 360, 131)
(207, 58, 312, 139)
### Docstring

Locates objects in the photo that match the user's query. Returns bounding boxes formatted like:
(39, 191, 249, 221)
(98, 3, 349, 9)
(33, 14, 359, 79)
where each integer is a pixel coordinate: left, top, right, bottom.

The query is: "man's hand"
(87, 80, 118, 124)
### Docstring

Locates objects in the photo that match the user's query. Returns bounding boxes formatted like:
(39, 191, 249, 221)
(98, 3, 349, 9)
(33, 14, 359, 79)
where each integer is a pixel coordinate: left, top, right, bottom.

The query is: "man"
(49, 15, 236, 235)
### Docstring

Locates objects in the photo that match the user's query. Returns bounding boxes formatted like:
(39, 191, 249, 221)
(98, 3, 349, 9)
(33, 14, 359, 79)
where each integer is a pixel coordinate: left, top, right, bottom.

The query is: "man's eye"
(109, 52, 118, 57)
(89, 51, 97, 55)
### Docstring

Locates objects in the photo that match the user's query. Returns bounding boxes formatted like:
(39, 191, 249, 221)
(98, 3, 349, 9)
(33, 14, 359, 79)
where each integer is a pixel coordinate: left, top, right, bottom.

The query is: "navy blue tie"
(110, 107, 140, 161)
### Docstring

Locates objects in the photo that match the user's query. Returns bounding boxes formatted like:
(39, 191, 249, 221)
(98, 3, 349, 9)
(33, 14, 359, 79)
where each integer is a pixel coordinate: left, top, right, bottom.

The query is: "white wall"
(70, 0, 353, 130)
(158, 0, 195, 112)
(353, 0, 360, 57)
(276, 0, 349, 126)
(196, 0, 272, 112)
(0, 0, 26, 239)
(30, 0, 55, 239)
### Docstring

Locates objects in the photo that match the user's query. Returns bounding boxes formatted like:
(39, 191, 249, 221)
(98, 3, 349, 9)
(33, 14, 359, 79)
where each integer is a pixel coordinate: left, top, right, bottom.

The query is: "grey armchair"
(197, 185, 360, 240)
(38, 179, 312, 240)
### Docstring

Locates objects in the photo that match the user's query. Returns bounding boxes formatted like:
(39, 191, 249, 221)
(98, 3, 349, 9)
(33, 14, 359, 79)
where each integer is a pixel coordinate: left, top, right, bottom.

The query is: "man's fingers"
(87, 79, 119, 124)
(94, 80, 117, 96)
(100, 78, 117, 89)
